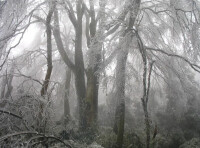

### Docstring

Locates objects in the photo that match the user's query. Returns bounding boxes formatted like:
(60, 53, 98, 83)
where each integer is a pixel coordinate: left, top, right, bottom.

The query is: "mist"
(0, 0, 200, 148)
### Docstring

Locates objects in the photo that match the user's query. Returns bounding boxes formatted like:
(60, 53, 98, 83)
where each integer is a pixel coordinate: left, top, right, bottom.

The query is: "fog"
(0, 0, 200, 148)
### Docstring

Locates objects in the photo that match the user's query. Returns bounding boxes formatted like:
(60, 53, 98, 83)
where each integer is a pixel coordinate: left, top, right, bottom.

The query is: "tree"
(64, 68, 71, 124)
(53, 0, 87, 130)
(38, 1, 56, 132)
(1, 0, 200, 147)
(53, 0, 130, 130)
(112, 0, 141, 147)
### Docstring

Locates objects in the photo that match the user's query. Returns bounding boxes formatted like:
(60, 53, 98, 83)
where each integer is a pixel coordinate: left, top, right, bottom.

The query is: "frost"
(88, 142, 104, 148)
(179, 138, 200, 148)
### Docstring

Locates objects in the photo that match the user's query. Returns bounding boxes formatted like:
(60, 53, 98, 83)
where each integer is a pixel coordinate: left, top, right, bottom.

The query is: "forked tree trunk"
(53, 1, 87, 130)
(137, 30, 154, 147)
(85, 0, 106, 130)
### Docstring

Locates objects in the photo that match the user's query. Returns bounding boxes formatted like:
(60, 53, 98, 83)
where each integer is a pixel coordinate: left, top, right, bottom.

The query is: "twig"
(146, 61, 155, 103)
(0, 109, 22, 120)
(0, 131, 72, 148)
(146, 47, 200, 73)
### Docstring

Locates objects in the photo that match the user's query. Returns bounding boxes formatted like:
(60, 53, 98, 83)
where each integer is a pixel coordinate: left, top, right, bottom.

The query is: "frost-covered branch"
(146, 47, 200, 73)
(0, 131, 72, 148)
(0, 1, 47, 71)
(0, 109, 22, 119)
(0, 21, 30, 70)
(53, 7, 75, 72)
(62, 0, 77, 28)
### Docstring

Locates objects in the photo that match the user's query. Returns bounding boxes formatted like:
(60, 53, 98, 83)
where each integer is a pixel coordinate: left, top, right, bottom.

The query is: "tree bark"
(85, 0, 106, 130)
(53, 4, 87, 130)
(137, 31, 154, 148)
(113, 1, 141, 147)
(38, 1, 55, 132)
(74, 0, 87, 130)
(113, 48, 128, 148)
(85, 69, 99, 129)
(54, 0, 141, 132)
(40, 2, 55, 96)
(4, 67, 14, 98)
(0, 74, 6, 99)
(0, 65, 14, 108)
(64, 69, 71, 124)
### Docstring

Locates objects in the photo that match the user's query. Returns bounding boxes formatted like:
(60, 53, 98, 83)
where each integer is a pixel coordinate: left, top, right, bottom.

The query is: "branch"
(0, 109, 22, 119)
(0, 15, 32, 70)
(0, 131, 72, 148)
(26, 135, 44, 148)
(0, 1, 48, 70)
(135, 29, 147, 101)
(44, 135, 72, 148)
(146, 61, 155, 103)
(85, 10, 91, 47)
(98, 43, 119, 73)
(14, 72, 43, 86)
(33, 15, 46, 24)
(105, 25, 121, 37)
(63, 0, 77, 28)
(53, 8, 75, 72)
(105, 0, 134, 37)
(0, 1, 47, 42)
(146, 47, 200, 73)
(82, 2, 90, 14)
(88, 0, 96, 38)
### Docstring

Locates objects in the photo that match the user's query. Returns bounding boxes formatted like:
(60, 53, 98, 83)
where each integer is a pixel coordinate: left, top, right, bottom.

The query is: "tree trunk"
(0, 74, 6, 100)
(113, 47, 128, 148)
(115, 99, 125, 148)
(74, 0, 87, 130)
(85, 69, 99, 129)
(64, 69, 71, 124)
(84, 0, 106, 130)
(4, 68, 14, 98)
(38, 1, 55, 132)
(40, 2, 54, 96)
(53, 3, 87, 130)
(113, 1, 141, 147)
(138, 34, 154, 148)
(142, 101, 150, 148)
(0, 66, 14, 109)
